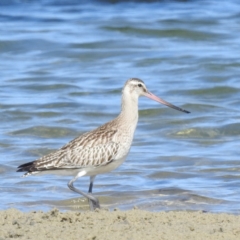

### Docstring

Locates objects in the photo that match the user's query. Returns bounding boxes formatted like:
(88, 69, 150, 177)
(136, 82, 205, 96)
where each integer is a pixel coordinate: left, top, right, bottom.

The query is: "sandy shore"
(0, 208, 240, 240)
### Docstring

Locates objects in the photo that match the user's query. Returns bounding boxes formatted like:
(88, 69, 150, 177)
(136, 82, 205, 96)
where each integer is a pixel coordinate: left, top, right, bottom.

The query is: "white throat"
(118, 90, 139, 126)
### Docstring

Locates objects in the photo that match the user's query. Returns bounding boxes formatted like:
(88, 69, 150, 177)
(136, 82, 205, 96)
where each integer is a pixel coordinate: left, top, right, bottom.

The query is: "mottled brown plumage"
(17, 78, 189, 210)
(22, 127, 119, 172)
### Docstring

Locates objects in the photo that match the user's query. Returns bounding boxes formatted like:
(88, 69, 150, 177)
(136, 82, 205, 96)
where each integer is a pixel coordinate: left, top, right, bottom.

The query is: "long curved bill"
(143, 91, 190, 113)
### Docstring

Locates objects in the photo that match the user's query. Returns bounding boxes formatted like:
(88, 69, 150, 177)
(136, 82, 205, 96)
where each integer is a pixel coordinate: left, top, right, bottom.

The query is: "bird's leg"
(87, 175, 100, 210)
(67, 175, 100, 211)
(88, 175, 95, 193)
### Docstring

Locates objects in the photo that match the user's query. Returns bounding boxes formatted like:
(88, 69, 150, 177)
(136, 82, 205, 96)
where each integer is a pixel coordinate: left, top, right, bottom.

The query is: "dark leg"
(88, 175, 95, 193)
(68, 176, 100, 211)
(87, 176, 100, 210)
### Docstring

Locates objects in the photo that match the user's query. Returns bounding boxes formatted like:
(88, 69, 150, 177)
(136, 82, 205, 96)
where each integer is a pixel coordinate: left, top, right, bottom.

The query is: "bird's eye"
(138, 84, 142, 87)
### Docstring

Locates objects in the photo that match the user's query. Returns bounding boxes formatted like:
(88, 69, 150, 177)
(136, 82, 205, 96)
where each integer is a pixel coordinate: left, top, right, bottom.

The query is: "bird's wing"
(19, 127, 120, 172)
(31, 142, 120, 171)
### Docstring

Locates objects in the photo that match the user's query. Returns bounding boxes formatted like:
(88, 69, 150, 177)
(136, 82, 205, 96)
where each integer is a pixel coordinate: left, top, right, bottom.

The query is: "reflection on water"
(1, 0, 240, 213)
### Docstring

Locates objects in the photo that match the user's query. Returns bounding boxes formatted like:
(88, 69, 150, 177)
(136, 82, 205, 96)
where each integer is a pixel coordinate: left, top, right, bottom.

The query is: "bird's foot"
(88, 194, 100, 211)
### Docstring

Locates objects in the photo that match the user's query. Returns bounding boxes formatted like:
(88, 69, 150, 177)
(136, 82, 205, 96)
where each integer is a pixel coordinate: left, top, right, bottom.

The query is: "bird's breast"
(113, 125, 136, 160)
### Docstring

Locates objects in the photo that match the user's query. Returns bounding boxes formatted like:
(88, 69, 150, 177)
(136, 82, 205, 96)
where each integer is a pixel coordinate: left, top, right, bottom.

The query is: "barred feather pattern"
(18, 78, 147, 176)
(23, 119, 134, 174)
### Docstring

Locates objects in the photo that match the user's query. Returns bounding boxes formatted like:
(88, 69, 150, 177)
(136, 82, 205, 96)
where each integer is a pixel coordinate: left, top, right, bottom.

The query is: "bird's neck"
(118, 92, 139, 127)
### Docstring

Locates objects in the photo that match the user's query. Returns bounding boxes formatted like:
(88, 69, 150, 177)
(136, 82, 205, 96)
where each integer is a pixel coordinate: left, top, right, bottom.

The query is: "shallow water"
(1, 0, 240, 213)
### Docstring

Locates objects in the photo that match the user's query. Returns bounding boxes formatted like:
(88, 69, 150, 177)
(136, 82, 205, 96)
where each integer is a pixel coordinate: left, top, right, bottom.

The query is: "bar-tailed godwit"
(17, 78, 190, 210)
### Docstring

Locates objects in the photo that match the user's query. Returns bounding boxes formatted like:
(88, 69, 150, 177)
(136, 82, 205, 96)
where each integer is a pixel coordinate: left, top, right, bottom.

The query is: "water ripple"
(0, 0, 240, 213)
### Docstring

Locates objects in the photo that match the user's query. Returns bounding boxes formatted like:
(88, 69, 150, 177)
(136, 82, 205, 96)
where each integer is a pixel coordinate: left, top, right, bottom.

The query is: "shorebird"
(17, 78, 190, 211)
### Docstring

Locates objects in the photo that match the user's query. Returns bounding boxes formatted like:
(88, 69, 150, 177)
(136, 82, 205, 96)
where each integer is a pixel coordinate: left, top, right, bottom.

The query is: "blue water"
(0, 0, 240, 213)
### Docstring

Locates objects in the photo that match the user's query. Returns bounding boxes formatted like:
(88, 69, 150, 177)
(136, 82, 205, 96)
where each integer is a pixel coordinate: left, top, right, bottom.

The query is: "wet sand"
(1, 208, 240, 240)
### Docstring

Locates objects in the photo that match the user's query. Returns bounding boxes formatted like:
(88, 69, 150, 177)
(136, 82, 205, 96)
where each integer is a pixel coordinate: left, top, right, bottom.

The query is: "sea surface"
(0, 0, 240, 213)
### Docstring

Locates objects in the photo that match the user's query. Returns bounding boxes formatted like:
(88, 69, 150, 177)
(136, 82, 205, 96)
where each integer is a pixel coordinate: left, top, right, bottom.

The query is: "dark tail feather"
(17, 161, 35, 172)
